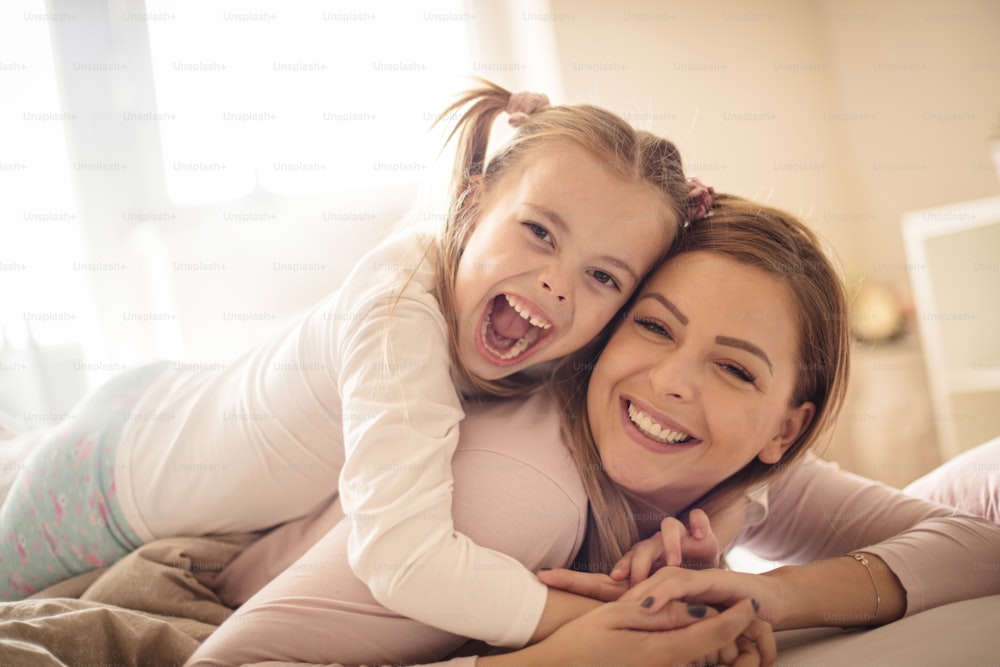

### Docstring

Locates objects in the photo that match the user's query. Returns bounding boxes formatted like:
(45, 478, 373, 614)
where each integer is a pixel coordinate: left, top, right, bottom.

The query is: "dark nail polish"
(640, 596, 654, 609)
(687, 603, 708, 618)
(751, 598, 760, 613)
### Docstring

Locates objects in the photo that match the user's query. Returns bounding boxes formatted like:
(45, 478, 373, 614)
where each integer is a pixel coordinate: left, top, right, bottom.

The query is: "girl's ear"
(460, 175, 486, 215)
(456, 175, 486, 247)
(758, 401, 815, 465)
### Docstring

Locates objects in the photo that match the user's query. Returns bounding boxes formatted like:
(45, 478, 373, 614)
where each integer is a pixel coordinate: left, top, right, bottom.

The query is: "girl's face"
(454, 142, 676, 381)
(586, 251, 815, 514)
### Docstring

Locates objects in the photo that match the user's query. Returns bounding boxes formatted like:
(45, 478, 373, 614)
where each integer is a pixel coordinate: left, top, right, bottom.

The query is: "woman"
(188, 195, 1000, 666)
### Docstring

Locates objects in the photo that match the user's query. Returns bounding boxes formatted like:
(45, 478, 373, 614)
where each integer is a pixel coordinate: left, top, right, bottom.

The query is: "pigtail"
(433, 78, 512, 206)
(431, 80, 545, 400)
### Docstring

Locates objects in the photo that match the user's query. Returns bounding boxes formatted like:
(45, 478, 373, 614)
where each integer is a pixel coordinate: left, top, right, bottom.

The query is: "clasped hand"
(534, 509, 777, 666)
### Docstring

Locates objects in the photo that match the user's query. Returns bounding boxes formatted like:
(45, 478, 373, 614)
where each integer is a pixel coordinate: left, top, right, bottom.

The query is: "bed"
(2, 532, 999, 666)
(2, 435, 999, 666)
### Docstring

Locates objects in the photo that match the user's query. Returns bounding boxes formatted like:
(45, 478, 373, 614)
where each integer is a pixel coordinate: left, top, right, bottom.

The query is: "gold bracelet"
(851, 552, 881, 624)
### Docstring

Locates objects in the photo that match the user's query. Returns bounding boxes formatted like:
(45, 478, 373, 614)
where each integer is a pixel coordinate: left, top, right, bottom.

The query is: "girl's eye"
(524, 222, 553, 246)
(588, 269, 621, 292)
(633, 315, 672, 339)
(720, 363, 757, 385)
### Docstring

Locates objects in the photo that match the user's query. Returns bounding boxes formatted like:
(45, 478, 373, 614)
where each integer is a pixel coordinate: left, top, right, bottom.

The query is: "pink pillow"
(904, 436, 1000, 526)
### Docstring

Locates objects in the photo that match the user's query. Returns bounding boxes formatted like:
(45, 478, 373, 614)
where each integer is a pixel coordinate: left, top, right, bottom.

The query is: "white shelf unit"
(902, 195, 1000, 462)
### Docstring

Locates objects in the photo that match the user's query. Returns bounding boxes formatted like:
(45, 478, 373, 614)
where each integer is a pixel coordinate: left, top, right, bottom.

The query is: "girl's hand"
(537, 568, 629, 603)
(612, 509, 722, 587)
(505, 597, 774, 667)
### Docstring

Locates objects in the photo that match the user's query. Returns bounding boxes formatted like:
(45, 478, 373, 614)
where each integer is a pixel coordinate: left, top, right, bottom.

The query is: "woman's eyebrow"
(716, 336, 773, 373)
(637, 293, 687, 325)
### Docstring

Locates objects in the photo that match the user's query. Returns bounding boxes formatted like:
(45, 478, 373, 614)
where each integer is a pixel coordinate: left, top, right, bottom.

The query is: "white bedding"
(774, 594, 1000, 665)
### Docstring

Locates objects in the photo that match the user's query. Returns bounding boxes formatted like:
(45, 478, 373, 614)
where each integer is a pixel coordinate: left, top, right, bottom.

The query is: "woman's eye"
(634, 316, 672, 338)
(721, 363, 756, 385)
(524, 222, 553, 245)
(588, 269, 621, 291)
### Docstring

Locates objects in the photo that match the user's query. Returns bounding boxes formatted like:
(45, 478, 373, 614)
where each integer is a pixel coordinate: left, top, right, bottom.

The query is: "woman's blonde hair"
(552, 194, 852, 571)
(432, 79, 690, 398)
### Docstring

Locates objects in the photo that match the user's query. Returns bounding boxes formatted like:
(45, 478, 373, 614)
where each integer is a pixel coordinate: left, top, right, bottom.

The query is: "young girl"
(0, 80, 708, 649)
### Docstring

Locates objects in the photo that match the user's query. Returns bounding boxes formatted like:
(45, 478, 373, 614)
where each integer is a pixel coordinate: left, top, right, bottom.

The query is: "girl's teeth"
(627, 403, 692, 444)
(481, 311, 542, 361)
(505, 295, 552, 330)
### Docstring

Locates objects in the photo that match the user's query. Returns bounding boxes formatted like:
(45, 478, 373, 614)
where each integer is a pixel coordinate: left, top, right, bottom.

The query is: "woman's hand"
(484, 597, 774, 667)
(536, 508, 722, 602)
(612, 509, 722, 587)
(631, 566, 788, 630)
(541, 565, 788, 629)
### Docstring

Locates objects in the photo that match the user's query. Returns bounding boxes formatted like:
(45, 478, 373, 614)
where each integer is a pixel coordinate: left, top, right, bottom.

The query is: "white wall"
(545, 0, 1000, 291)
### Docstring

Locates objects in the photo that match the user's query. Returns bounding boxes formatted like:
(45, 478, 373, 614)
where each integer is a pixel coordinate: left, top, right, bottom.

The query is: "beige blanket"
(0, 533, 257, 666)
(3, 532, 1000, 667)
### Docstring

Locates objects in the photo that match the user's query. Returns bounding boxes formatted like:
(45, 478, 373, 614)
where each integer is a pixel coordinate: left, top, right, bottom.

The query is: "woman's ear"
(758, 401, 815, 465)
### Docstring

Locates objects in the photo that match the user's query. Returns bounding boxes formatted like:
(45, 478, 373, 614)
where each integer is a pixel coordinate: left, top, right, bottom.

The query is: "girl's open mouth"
(478, 293, 553, 366)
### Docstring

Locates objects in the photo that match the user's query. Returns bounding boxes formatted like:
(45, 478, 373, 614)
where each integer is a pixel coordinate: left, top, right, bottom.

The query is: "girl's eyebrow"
(715, 336, 773, 374)
(524, 202, 639, 283)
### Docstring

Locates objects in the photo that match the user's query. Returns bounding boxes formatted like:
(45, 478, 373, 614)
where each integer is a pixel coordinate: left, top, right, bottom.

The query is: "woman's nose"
(647, 353, 697, 400)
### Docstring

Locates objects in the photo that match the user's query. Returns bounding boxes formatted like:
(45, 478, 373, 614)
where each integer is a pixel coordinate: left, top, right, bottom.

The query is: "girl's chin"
(460, 348, 523, 382)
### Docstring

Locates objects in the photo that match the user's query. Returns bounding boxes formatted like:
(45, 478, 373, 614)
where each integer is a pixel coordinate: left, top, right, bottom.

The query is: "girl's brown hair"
(552, 193, 851, 571)
(432, 79, 690, 398)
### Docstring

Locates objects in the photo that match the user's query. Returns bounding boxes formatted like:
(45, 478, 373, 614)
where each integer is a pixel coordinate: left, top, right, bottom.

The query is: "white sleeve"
(336, 290, 549, 649)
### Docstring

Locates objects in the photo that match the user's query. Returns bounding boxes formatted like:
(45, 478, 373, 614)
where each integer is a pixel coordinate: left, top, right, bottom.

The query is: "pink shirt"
(190, 390, 1000, 667)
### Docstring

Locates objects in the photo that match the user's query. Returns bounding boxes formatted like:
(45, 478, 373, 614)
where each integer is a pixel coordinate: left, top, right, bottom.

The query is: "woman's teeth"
(627, 403, 693, 444)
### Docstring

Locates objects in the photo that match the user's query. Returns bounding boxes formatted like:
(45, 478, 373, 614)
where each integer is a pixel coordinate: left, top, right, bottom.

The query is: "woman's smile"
(620, 398, 701, 453)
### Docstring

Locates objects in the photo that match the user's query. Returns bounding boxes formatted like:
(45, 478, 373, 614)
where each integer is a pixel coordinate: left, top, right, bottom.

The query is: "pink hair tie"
(507, 91, 550, 127)
(685, 176, 715, 228)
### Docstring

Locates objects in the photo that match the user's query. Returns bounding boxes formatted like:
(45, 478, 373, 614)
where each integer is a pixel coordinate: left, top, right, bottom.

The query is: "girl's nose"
(539, 266, 570, 303)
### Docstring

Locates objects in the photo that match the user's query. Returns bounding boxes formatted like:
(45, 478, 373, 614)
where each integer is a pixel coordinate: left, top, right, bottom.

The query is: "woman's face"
(586, 251, 815, 514)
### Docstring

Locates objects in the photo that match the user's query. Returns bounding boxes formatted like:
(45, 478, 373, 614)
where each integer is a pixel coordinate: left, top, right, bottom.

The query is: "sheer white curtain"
(0, 1, 93, 421)
(144, 0, 475, 205)
(1, 0, 476, 415)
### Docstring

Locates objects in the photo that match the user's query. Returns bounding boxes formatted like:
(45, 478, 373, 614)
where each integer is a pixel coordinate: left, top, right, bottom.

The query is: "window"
(0, 2, 88, 349)
(144, 0, 475, 204)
